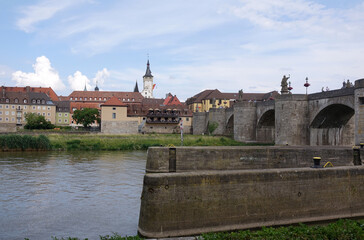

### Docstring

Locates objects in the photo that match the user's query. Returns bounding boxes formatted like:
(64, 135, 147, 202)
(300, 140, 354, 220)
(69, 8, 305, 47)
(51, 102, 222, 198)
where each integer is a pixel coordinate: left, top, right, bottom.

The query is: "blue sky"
(1, 0, 364, 100)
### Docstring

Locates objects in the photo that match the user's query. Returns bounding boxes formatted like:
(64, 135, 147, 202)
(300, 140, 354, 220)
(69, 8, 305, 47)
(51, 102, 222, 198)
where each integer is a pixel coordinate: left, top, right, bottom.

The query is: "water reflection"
(0, 151, 147, 240)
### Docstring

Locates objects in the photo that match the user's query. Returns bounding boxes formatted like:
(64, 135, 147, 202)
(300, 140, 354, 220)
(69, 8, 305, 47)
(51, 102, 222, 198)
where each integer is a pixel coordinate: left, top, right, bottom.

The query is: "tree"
(24, 113, 55, 129)
(72, 108, 100, 128)
(207, 121, 219, 135)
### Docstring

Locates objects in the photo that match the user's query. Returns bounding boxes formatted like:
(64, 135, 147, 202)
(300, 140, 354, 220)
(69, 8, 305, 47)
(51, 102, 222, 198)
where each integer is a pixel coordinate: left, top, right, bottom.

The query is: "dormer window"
(14, 99, 19, 103)
(37, 99, 40, 104)
(32, 99, 36, 104)
(41, 99, 45, 104)
(5, 99, 9, 103)
(24, 99, 27, 103)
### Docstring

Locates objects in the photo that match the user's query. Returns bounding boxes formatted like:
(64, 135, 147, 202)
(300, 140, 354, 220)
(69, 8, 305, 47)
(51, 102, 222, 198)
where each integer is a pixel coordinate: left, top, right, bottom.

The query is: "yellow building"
(100, 96, 139, 134)
(0, 91, 56, 128)
(186, 89, 279, 112)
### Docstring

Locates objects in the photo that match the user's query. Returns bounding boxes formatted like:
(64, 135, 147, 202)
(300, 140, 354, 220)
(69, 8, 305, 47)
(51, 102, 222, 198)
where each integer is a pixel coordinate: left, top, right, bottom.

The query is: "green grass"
(200, 219, 364, 240)
(48, 133, 272, 151)
(0, 134, 51, 151)
(26, 219, 364, 240)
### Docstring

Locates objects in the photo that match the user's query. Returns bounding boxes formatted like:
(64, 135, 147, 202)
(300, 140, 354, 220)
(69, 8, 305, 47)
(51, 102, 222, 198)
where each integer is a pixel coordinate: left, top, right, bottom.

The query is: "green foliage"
(0, 134, 51, 151)
(72, 108, 100, 128)
(207, 121, 219, 135)
(24, 112, 55, 130)
(200, 219, 364, 240)
(47, 134, 257, 151)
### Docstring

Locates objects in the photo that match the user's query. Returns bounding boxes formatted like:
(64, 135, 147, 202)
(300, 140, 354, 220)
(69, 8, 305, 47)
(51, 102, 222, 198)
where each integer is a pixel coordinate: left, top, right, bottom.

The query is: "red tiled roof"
(101, 96, 126, 107)
(163, 93, 182, 105)
(0, 86, 59, 101)
(69, 91, 143, 103)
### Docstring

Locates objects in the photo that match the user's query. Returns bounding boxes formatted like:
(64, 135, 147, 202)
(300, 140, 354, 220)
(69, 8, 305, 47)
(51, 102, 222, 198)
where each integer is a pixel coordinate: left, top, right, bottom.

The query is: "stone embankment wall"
(145, 146, 354, 173)
(101, 121, 138, 134)
(138, 146, 364, 238)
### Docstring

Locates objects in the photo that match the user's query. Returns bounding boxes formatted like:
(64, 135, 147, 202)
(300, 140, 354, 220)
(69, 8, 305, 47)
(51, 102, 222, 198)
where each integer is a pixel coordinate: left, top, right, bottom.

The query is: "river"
(0, 151, 147, 240)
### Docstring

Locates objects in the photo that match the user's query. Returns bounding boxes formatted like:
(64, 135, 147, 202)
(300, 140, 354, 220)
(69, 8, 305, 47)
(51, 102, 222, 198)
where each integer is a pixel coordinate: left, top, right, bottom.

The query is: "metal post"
(180, 119, 183, 146)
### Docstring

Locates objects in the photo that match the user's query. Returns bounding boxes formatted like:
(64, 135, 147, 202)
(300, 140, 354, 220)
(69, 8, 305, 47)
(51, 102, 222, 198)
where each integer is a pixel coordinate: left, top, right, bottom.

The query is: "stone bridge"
(193, 78, 364, 146)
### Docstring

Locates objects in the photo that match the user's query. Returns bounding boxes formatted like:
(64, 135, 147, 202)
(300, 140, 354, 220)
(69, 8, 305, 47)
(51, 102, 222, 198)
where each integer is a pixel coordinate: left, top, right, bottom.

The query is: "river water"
(0, 151, 147, 240)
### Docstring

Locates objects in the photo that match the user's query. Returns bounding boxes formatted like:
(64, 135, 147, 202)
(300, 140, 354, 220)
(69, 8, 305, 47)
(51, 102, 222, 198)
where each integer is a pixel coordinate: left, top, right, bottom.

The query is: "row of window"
(3, 98, 47, 104)
(70, 97, 135, 101)
(0, 117, 52, 122)
(58, 113, 69, 117)
(58, 119, 68, 123)
(0, 111, 52, 116)
(0, 105, 52, 110)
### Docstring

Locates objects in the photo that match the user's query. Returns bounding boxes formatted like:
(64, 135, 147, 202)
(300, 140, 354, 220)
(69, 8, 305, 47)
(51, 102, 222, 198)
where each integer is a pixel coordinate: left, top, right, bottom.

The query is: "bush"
(207, 122, 219, 135)
(0, 134, 51, 151)
(24, 112, 55, 130)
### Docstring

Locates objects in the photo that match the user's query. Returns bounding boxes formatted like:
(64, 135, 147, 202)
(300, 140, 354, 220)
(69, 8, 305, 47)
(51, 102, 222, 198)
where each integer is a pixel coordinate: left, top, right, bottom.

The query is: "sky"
(1, 0, 364, 101)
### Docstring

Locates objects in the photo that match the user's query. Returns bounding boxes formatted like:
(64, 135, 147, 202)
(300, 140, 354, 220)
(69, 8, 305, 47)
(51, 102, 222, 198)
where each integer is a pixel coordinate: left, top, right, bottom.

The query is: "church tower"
(141, 60, 154, 98)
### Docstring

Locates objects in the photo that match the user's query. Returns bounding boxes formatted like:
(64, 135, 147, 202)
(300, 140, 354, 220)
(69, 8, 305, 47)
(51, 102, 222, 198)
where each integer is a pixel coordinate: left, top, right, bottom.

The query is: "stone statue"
(238, 89, 243, 101)
(281, 74, 290, 94)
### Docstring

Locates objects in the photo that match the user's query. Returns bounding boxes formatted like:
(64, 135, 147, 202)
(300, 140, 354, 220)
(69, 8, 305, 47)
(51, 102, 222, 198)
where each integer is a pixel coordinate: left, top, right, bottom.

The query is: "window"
(38, 106, 41, 110)
(65, 119, 68, 123)
(24, 99, 27, 103)
(42, 100, 45, 104)
(48, 113, 50, 116)
(5, 99, 9, 103)
(112, 107, 116, 110)
(5, 111, 9, 115)
(89, 97, 92, 101)
(42, 106, 45, 110)
(103, 98, 106, 101)
(43, 113, 46, 116)
(65, 113, 68, 117)
(24, 106, 27, 109)
(72, 108, 77, 111)
(0, 111, 2, 115)
(37, 100, 40, 104)
(70, 97, 73, 100)
(112, 113, 116, 119)
(94, 97, 97, 100)
(6, 105, 9, 109)
(59, 113, 62, 117)
(0, 105, 2, 109)
(47, 107, 51, 110)
(15, 99, 18, 103)
(186, 117, 189, 121)
(32, 106, 36, 110)
(11, 117, 15, 122)
(5, 117, 9, 121)
(32, 99, 36, 104)
(0, 117, 2, 121)
(11, 111, 15, 115)
(58, 119, 62, 123)
(75, 98, 78, 100)
(11, 105, 15, 109)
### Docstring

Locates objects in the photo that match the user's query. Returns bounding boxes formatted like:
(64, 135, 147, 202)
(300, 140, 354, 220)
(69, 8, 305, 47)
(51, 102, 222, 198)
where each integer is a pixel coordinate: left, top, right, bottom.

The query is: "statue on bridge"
(238, 89, 243, 102)
(281, 74, 290, 95)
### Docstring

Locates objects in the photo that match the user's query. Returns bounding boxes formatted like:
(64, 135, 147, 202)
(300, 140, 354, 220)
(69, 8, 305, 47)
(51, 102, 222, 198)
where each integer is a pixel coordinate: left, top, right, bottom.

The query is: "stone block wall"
(355, 79, 364, 144)
(146, 146, 354, 173)
(234, 102, 257, 142)
(139, 166, 364, 238)
(192, 112, 208, 135)
(275, 94, 309, 145)
(101, 121, 138, 134)
(208, 108, 226, 135)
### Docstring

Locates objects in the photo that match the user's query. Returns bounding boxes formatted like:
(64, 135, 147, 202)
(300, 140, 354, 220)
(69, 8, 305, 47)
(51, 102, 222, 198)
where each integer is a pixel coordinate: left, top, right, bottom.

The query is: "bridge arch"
(225, 114, 234, 136)
(256, 109, 275, 143)
(310, 104, 354, 146)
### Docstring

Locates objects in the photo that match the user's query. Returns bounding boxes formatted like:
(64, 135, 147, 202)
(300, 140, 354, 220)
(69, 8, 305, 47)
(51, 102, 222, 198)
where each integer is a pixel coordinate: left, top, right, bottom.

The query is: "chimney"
(26, 86, 30, 92)
(2, 87, 5, 98)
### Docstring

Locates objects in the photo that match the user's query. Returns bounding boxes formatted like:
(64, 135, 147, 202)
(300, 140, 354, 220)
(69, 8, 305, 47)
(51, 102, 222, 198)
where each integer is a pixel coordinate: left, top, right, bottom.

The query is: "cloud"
(93, 68, 110, 86)
(16, 0, 88, 33)
(12, 56, 66, 91)
(68, 68, 110, 91)
(68, 71, 91, 91)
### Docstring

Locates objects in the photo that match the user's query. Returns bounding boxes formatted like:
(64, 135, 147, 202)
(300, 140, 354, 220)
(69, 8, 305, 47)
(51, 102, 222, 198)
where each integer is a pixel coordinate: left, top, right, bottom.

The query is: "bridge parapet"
(308, 87, 354, 100)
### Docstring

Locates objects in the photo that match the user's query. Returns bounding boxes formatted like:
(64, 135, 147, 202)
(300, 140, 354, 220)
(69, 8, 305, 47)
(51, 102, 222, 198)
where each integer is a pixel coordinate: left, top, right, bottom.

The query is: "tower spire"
(84, 81, 87, 91)
(144, 59, 153, 77)
(134, 80, 139, 92)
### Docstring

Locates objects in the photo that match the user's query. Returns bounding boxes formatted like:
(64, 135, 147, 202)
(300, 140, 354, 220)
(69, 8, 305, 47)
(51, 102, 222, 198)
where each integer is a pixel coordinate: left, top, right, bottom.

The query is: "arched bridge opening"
(225, 114, 234, 136)
(256, 109, 275, 143)
(310, 104, 354, 146)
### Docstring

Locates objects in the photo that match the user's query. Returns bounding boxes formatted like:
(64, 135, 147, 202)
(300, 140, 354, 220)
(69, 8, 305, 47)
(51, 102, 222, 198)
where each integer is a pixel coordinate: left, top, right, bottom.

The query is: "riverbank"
(0, 133, 272, 151)
(48, 219, 364, 239)
(48, 133, 271, 151)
